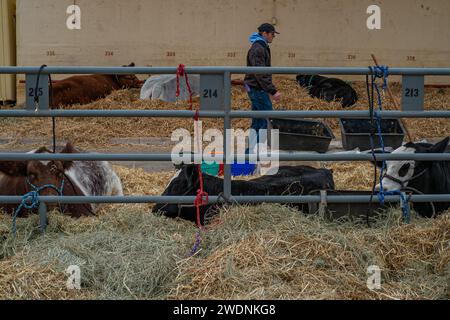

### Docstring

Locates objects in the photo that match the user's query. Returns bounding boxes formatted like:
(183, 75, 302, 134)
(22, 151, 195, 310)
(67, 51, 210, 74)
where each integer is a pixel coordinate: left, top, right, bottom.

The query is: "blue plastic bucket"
(231, 161, 256, 176)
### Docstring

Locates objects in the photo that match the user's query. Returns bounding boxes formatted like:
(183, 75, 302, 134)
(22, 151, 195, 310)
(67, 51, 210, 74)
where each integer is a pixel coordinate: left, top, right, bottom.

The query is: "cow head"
(152, 164, 200, 217)
(375, 137, 449, 191)
(115, 62, 141, 89)
(0, 143, 76, 212)
(296, 74, 324, 88)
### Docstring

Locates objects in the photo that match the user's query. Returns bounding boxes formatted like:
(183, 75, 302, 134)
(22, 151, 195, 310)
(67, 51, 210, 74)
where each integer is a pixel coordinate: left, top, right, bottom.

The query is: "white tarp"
(140, 74, 200, 102)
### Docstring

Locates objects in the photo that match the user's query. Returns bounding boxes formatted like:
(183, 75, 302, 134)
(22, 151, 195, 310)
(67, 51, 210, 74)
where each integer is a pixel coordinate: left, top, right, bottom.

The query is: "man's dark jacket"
(244, 40, 277, 95)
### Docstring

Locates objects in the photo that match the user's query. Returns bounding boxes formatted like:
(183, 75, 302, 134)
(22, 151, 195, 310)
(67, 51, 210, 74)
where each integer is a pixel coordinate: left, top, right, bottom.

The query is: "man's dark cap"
(258, 23, 280, 34)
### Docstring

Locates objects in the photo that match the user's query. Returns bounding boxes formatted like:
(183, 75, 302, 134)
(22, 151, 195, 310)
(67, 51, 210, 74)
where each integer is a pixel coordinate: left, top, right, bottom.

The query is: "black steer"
(296, 74, 358, 108)
(375, 137, 450, 217)
(153, 164, 335, 224)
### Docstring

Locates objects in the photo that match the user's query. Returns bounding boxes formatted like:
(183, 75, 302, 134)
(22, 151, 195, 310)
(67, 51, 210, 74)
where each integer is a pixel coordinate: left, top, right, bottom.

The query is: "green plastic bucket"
(201, 161, 220, 176)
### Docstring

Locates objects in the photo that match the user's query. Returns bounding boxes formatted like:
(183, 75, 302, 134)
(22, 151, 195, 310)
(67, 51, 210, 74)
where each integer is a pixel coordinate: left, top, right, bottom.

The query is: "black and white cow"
(153, 164, 335, 224)
(375, 137, 450, 217)
(296, 74, 358, 108)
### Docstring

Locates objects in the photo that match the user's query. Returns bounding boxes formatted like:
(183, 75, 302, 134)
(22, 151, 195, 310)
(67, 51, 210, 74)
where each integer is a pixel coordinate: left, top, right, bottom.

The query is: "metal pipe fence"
(0, 66, 449, 207)
(0, 195, 448, 205)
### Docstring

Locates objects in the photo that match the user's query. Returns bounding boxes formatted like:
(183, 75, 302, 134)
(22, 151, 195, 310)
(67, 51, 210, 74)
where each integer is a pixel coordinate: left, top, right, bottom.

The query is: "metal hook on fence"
(34, 64, 47, 112)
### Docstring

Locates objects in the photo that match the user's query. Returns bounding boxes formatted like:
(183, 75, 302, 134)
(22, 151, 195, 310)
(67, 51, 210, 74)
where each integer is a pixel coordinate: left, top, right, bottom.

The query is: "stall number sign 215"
(28, 88, 44, 98)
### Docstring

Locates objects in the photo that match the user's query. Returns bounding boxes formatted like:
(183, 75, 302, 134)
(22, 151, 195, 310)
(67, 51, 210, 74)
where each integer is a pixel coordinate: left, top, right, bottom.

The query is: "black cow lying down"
(153, 164, 335, 224)
(296, 74, 358, 108)
(375, 137, 450, 218)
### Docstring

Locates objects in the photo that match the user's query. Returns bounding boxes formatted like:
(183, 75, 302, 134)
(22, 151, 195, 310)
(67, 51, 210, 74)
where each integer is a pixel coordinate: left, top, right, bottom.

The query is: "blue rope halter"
(12, 178, 65, 235)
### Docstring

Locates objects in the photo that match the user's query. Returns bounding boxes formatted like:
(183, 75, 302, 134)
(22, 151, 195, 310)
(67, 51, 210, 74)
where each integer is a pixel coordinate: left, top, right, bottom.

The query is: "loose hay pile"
(0, 77, 449, 151)
(0, 204, 448, 300)
(0, 164, 448, 300)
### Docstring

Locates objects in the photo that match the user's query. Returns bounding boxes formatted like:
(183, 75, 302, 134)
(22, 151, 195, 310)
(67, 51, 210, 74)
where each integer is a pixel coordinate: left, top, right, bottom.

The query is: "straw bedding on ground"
(0, 165, 448, 300)
(0, 77, 449, 151)
(0, 204, 448, 300)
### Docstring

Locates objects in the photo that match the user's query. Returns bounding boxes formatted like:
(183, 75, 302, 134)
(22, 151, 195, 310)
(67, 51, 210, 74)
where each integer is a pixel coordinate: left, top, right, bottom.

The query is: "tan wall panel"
(15, 0, 450, 83)
(0, 0, 16, 102)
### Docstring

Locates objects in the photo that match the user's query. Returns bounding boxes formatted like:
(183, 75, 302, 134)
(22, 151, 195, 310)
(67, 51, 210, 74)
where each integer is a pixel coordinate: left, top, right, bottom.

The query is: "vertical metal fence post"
(223, 72, 232, 200)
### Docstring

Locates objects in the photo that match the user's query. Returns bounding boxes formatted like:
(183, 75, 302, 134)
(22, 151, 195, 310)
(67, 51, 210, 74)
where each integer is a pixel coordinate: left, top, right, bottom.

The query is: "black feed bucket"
(307, 190, 392, 220)
(269, 118, 335, 153)
(339, 118, 406, 151)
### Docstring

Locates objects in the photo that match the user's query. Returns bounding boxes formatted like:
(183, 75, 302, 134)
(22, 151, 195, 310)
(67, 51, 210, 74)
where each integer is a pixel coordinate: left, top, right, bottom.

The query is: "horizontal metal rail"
(230, 110, 450, 119)
(1, 110, 450, 118)
(0, 195, 449, 204)
(0, 110, 224, 118)
(1, 66, 450, 75)
(1, 153, 450, 162)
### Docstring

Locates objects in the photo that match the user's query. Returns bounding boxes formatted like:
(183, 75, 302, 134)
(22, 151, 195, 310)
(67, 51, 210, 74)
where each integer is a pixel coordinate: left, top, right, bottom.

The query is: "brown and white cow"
(51, 63, 141, 108)
(0, 143, 123, 218)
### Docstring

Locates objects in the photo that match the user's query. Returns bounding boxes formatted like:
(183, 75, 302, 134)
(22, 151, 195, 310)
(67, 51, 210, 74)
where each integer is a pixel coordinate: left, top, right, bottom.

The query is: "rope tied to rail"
(370, 65, 389, 90)
(175, 64, 194, 110)
(368, 65, 411, 224)
(175, 64, 209, 255)
(374, 111, 411, 223)
(12, 178, 65, 235)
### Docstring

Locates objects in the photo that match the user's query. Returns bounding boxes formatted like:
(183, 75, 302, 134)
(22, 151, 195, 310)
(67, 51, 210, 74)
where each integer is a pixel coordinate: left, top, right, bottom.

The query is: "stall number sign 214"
(203, 89, 219, 99)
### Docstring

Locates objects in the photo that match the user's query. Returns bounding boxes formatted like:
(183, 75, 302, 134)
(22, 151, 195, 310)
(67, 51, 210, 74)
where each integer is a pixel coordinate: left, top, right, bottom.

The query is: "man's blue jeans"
(247, 88, 273, 150)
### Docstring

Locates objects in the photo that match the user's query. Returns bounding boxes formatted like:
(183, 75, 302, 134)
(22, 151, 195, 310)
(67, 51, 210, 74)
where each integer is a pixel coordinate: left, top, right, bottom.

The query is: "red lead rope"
(176, 64, 194, 110)
(176, 64, 208, 256)
(176, 64, 208, 231)
(194, 164, 209, 227)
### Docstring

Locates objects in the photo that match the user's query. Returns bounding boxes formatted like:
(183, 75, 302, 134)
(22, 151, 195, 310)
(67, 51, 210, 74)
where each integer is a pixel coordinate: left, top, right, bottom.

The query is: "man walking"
(245, 23, 281, 151)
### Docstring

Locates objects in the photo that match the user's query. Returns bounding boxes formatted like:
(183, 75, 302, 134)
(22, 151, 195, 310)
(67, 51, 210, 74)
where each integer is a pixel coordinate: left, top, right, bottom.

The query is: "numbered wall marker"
(402, 75, 424, 111)
(25, 74, 50, 110)
(200, 74, 224, 111)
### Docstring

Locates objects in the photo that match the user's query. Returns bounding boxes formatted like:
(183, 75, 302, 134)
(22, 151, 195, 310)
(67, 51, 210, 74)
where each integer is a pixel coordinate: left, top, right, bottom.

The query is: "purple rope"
(189, 229, 202, 256)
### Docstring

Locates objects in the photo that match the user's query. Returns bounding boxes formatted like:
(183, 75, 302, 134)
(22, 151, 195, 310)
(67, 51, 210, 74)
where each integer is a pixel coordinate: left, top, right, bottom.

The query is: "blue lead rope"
(377, 189, 411, 223)
(370, 66, 410, 223)
(12, 178, 64, 235)
(370, 65, 389, 90)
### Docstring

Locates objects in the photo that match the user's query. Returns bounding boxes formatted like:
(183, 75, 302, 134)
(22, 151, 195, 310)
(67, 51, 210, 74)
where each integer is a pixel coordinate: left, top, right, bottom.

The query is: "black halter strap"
(383, 168, 429, 189)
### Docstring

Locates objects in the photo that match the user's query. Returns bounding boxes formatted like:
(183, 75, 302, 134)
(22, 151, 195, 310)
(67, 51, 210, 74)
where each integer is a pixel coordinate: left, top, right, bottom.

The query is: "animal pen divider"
(0, 66, 450, 226)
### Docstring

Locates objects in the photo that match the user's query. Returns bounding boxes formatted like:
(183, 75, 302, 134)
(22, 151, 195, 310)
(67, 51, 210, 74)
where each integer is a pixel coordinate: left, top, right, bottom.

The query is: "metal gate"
(0, 66, 449, 212)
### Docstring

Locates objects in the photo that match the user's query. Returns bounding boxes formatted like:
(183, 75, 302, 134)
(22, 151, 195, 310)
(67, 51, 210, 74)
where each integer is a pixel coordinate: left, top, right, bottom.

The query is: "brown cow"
(50, 62, 141, 108)
(0, 143, 123, 218)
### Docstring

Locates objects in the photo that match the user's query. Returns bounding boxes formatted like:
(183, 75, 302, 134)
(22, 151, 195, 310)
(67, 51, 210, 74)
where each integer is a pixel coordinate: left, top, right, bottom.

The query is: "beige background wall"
(0, 0, 16, 101)
(15, 0, 450, 82)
